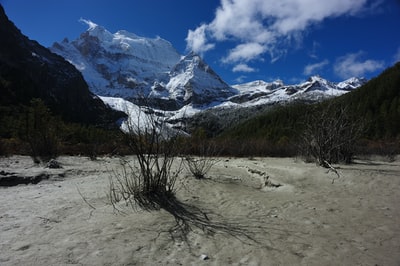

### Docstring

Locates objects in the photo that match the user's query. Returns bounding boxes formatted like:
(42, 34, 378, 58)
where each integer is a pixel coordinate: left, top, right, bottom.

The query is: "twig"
(323, 160, 340, 184)
(76, 185, 96, 218)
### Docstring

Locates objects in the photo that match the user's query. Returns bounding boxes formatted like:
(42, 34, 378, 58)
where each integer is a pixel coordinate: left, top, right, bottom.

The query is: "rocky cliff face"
(0, 5, 123, 125)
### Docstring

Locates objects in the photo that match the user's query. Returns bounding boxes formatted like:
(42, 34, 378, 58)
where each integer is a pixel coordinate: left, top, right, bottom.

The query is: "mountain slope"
(0, 5, 122, 125)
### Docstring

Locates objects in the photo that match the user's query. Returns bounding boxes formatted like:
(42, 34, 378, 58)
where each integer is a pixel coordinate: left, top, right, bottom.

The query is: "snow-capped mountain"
(51, 21, 233, 110)
(165, 52, 235, 106)
(229, 76, 367, 107)
(50, 21, 366, 131)
(337, 77, 368, 90)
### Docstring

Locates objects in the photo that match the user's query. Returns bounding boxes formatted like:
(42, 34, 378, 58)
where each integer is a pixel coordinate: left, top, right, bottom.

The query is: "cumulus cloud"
(186, 0, 372, 66)
(185, 24, 215, 55)
(232, 63, 257, 73)
(303, 59, 329, 76)
(334, 51, 384, 78)
(222, 43, 266, 63)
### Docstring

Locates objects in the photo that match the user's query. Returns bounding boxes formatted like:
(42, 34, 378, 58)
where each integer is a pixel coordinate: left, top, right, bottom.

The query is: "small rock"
(46, 159, 62, 169)
(200, 254, 209, 260)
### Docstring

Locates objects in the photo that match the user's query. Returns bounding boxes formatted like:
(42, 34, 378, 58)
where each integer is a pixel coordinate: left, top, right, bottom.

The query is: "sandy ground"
(0, 155, 399, 266)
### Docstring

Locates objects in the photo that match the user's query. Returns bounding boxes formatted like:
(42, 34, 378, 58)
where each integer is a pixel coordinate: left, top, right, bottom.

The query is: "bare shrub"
(300, 102, 364, 167)
(108, 104, 183, 211)
(185, 156, 218, 179)
(182, 128, 219, 179)
(185, 141, 219, 179)
(107, 104, 264, 243)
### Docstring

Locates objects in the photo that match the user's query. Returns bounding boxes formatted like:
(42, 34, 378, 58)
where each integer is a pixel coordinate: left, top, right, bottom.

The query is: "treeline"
(0, 99, 126, 160)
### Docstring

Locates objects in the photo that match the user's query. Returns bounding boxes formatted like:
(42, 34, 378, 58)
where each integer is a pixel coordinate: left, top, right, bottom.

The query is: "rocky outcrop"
(0, 170, 50, 186)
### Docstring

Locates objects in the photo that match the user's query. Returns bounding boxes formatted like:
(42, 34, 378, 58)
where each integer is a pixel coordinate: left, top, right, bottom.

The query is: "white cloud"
(266, 1, 367, 34)
(209, 0, 275, 43)
(334, 51, 384, 78)
(186, 0, 373, 66)
(185, 24, 215, 54)
(232, 63, 257, 73)
(303, 59, 329, 76)
(223, 42, 266, 63)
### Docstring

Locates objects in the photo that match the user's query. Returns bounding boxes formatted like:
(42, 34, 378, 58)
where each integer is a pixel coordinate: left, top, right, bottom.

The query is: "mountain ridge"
(50, 21, 366, 117)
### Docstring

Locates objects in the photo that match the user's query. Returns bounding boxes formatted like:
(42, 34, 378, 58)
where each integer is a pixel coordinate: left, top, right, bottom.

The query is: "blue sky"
(2, 0, 400, 84)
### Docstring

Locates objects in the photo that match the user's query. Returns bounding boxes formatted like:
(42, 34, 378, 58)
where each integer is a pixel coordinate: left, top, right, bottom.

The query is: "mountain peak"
(337, 77, 367, 90)
(78, 19, 113, 42)
(51, 24, 231, 109)
(307, 75, 328, 83)
(184, 50, 200, 58)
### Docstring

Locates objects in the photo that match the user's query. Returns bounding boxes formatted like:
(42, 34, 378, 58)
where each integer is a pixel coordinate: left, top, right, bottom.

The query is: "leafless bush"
(107, 104, 265, 243)
(108, 104, 183, 211)
(185, 141, 219, 179)
(300, 102, 364, 167)
(185, 156, 218, 179)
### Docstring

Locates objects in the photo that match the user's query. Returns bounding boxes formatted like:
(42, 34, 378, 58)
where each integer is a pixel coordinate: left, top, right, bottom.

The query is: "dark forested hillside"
(0, 5, 125, 156)
(0, 4, 122, 125)
(216, 63, 400, 156)
(334, 62, 400, 139)
(220, 103, 310, 142)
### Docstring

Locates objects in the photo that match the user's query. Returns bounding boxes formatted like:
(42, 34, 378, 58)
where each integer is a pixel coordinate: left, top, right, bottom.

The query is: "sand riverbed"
(1, 155, 399, 265)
